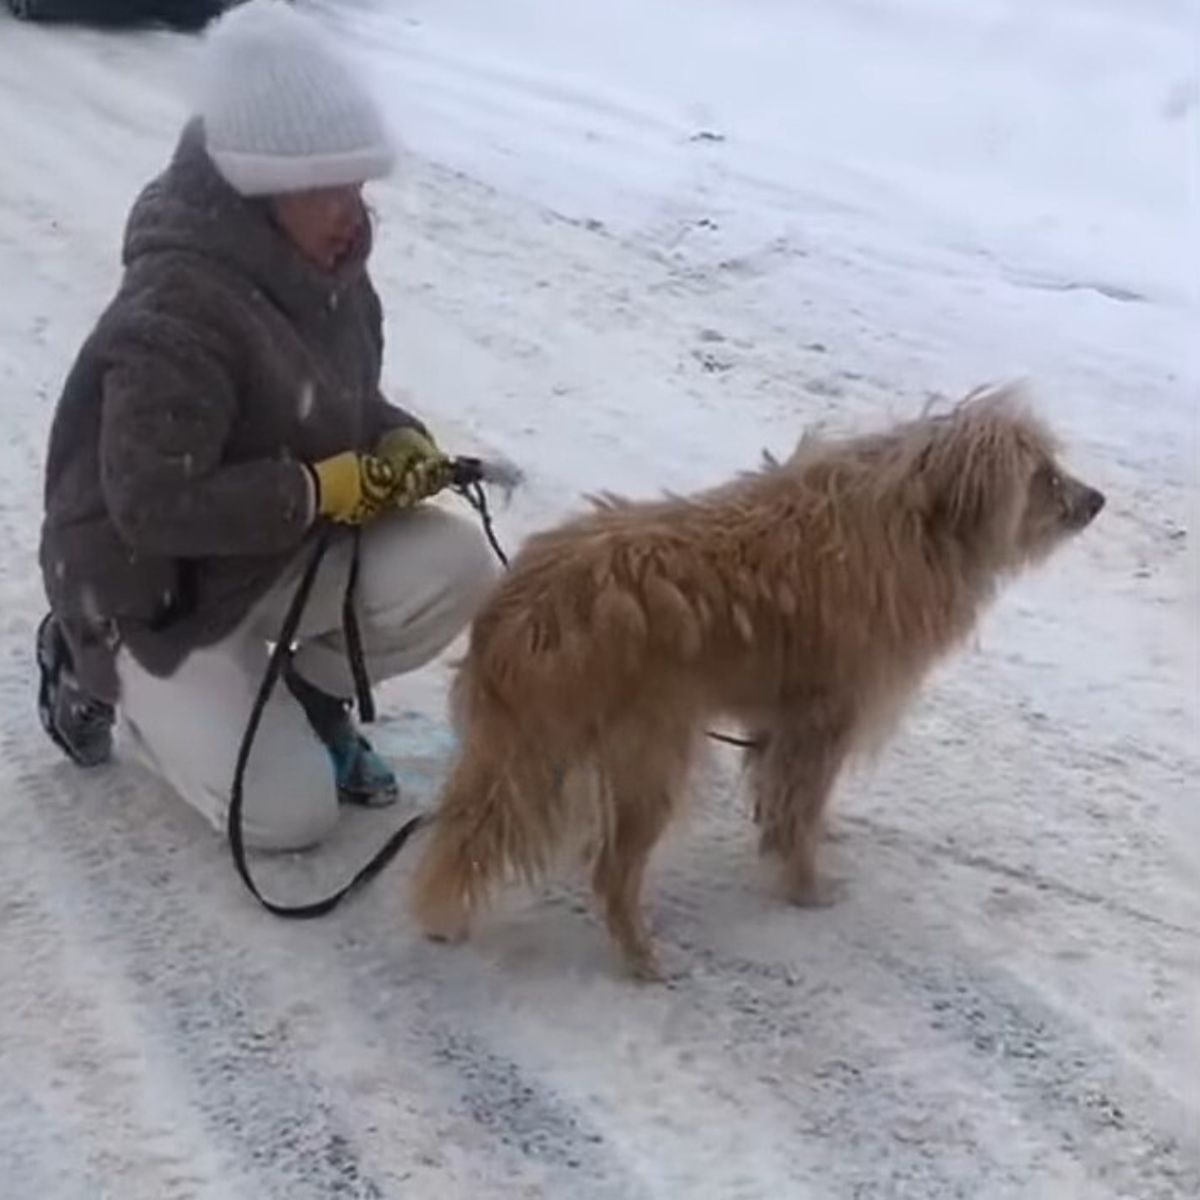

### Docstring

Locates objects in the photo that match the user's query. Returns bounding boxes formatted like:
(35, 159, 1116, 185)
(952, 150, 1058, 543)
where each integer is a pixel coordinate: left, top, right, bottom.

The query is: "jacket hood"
(121, 119, 372, 322)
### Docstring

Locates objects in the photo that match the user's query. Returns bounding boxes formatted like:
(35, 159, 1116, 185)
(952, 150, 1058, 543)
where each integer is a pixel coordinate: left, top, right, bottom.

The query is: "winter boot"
(36, 613, 115, 768)
(284, 664, 399, 807)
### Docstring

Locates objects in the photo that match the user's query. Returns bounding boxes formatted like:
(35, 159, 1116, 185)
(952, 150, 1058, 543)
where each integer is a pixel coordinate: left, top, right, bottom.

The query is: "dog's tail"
(409, 676, 572, 941)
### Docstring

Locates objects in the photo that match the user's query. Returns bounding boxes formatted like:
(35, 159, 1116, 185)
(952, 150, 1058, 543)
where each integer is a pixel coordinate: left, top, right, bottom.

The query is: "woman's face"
(271, 184, 367, 272)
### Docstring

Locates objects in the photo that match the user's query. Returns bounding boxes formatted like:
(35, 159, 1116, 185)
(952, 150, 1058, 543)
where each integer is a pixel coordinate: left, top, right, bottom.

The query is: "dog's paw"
(784, 873, 846, 909)
(620, 943, 697, 986)
(620, 947, 670, 985)
(413, 902, 471, 945)
(423, 927, 468, 945)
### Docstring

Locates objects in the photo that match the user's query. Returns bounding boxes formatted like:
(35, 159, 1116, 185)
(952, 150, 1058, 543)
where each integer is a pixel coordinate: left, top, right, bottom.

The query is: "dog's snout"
(1081, 486, 1106, 522)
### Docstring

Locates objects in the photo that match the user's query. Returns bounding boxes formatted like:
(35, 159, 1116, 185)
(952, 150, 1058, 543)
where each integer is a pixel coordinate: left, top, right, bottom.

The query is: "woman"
(36, 0, 497, 850)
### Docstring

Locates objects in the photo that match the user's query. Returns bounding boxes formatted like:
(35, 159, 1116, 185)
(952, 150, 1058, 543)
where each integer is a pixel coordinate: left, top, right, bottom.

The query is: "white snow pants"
(116, 506, 498, 851)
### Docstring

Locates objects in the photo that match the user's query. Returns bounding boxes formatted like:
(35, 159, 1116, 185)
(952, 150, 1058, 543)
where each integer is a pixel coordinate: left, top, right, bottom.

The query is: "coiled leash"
(227, 456, 505, 918)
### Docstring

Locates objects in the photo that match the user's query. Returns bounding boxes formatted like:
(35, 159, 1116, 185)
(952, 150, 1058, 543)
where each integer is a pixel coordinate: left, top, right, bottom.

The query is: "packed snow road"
(1, 2, 1197, 1197)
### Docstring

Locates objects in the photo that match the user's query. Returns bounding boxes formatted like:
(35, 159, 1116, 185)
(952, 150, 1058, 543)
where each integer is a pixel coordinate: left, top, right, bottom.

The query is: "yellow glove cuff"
(310, 452, 400, 525)
(311, 452, 362, 522)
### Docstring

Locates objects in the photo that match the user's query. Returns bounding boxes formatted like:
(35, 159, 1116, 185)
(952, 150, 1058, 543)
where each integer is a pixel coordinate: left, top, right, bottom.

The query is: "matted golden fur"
(409, 382, 1105, 979)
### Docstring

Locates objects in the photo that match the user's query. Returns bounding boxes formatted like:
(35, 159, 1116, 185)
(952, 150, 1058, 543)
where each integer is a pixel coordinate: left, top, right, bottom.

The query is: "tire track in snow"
(867, 946, 1200, 1200)
(842, 813, 1199, 941)
(487, 895, 1067, 1199)
(0, 876, 99, 1200)
(429, 1029, 626, 1184)
(0, 830, 237, 1200)
(0, 668, 390, 1199)
(639, 826, 1200, 1200)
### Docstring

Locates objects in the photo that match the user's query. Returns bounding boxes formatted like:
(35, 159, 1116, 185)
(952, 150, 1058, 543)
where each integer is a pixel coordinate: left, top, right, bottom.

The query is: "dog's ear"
(910, 390, 1032, 545)
(781, 425, 826, 470)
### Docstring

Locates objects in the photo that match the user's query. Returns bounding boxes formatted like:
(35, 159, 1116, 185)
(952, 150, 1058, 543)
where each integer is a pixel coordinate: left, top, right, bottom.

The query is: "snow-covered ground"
(1, 1, 1197, 1196)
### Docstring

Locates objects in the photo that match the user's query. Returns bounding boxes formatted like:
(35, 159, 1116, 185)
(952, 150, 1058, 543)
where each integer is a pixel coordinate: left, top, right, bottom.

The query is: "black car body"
(7, 0, 235, 30)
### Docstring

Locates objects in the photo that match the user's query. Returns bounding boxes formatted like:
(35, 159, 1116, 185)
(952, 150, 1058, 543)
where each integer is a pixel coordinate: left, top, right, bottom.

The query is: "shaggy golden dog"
(409, 382, 1105, 978)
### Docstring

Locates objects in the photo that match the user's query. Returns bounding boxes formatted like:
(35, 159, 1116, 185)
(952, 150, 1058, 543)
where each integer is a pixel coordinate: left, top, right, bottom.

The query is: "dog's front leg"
(749, 711, 852, 906)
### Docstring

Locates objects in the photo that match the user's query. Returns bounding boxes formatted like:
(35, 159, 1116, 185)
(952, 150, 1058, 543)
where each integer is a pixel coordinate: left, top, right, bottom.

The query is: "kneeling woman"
(37, 1, 496, 849)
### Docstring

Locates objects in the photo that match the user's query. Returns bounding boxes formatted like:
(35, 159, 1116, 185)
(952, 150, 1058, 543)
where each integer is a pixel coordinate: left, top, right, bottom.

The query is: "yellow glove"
(374, 427, 456, 509)
(309, 451, 399, 525)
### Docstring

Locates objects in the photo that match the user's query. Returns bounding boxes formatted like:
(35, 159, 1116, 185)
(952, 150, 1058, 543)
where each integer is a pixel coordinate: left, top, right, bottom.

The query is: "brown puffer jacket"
(39, 119, 422, 703)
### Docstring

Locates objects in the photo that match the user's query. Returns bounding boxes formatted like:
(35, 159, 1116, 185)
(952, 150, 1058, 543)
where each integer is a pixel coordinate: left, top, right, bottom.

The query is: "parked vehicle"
(6, 0, 235, 30)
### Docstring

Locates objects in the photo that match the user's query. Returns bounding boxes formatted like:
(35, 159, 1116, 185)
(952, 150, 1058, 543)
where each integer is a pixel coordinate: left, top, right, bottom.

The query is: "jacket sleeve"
(99, 307, 314, 559)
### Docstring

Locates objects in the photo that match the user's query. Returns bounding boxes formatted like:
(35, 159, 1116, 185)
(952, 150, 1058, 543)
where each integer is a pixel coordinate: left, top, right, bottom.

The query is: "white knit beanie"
(195, 0, 396, 197)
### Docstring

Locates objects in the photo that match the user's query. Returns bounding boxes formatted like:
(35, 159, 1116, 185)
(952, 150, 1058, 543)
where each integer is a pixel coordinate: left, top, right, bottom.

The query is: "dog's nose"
(1082, 486, 1106, 521)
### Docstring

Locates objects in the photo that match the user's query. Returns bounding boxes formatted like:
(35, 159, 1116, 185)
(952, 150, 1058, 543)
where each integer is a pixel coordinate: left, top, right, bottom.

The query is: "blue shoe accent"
(284, 664, 399, 808)
(327, 726, 399, 808)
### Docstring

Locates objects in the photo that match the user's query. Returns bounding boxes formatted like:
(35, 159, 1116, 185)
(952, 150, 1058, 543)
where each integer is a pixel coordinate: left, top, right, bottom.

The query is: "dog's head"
(906, 383, 1105, 569)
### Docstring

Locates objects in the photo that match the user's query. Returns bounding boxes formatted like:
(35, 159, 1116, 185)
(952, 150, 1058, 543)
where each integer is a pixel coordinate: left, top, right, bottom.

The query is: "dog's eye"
(1036, 465, 1061, 493)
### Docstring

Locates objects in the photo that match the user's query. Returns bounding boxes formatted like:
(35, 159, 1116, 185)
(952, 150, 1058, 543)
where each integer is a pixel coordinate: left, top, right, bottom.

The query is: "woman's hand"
(307, 430, 458, 526)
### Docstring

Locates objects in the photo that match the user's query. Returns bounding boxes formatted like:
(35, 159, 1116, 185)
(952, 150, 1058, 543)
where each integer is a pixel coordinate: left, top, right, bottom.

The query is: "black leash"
(341, 527, 376, 724)
(705, 730, 762, 750)
(451, 465, 510, 569)
(227, 458, 495, 919)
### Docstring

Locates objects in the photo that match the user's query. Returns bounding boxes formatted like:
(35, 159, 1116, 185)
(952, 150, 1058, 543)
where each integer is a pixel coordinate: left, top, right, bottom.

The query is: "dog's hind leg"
(751, 709, 851, 907)
(590, 725, 692, 981)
